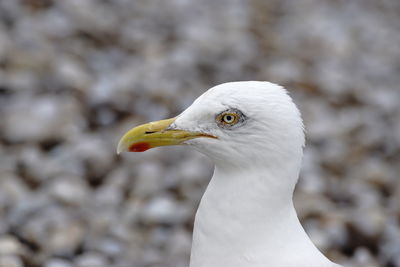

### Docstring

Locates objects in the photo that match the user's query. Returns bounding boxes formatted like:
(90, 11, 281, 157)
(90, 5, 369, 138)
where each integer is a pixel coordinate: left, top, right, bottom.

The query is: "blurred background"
(0, 0, 399, 266)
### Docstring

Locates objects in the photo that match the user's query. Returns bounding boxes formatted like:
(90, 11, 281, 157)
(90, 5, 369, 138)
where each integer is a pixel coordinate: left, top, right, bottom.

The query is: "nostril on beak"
(145, 131, 156, 134)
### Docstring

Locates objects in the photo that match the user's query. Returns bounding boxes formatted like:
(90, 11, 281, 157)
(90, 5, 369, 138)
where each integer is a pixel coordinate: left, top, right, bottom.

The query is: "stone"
(140, 195, 191, 224)
(0, 236, 23, 255)
(44, 258, 74, 267)
(0, 255, 23, 267)
(47, 175, 89, 206)
(75, 252, 109, 267)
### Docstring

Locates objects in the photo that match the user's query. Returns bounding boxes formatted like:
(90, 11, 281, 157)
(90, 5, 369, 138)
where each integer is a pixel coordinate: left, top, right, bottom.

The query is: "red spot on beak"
(129, 142, 151, 152)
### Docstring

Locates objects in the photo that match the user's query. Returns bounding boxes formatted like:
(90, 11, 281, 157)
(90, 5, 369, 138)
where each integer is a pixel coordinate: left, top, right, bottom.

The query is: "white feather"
(172, 81, 341, 267)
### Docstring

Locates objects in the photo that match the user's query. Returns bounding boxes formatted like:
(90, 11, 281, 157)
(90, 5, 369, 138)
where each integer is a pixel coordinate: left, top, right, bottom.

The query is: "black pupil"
(225, 115, 232, 122)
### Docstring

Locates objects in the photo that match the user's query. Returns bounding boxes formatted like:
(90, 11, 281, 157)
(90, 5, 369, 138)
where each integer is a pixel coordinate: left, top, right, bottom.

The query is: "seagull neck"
(190, 162, 328, 267)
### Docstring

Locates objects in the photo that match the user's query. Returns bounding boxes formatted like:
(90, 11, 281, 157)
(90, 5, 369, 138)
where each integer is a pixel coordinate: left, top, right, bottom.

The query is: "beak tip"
(116, 140, 125, 155)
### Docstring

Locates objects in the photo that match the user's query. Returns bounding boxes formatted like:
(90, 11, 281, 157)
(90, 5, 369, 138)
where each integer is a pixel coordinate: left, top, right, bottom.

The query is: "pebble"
(140, 195, 191, 224)
(0, 236, 23, 255)
(44, 258, 74, 267)
(46, 221, 85, 256)
(0, 256, 23, 267)
(75, 253, 108, 267)
(47, 175, 89, 206)
(2, 97, 81, 143)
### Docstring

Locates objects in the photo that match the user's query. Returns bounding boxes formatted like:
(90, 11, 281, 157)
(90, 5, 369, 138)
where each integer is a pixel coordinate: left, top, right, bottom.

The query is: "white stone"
(0, 255, 23, 267)
(44, 258, 74, 267)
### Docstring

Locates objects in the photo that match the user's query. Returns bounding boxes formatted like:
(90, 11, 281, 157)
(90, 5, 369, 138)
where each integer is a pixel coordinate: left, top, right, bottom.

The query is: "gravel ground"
(0, 0, 399, 266)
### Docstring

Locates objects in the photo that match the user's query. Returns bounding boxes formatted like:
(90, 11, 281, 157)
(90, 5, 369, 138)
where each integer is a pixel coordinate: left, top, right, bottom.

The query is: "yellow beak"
(117, 117, 216, 153)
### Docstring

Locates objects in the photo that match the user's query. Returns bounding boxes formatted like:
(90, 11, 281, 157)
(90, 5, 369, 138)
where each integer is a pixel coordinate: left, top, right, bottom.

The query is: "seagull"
(117, 81, 341, 267)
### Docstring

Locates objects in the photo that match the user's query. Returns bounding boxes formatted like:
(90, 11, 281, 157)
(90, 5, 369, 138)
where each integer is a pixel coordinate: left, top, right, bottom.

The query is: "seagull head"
(117, 82, 339, 267)
(118, 81, 305, 171)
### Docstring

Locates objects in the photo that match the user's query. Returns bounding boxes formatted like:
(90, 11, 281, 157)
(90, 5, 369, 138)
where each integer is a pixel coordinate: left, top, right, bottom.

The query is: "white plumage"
(172, 82, 340, 267)
(119, 81, 341, 267)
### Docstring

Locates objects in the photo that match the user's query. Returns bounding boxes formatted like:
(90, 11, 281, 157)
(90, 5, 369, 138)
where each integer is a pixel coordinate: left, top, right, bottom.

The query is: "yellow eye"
(218, 112, 240, 125)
